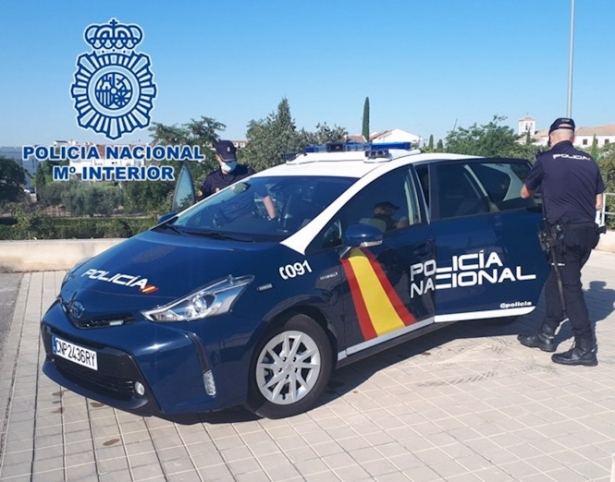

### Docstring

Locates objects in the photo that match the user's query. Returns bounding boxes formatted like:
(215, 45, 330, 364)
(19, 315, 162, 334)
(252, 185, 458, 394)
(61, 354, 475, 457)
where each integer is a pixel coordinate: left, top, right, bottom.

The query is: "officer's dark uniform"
(198, 164, 256, 201)
(519, 117, 605, 366)
(373, 201, 400, 231)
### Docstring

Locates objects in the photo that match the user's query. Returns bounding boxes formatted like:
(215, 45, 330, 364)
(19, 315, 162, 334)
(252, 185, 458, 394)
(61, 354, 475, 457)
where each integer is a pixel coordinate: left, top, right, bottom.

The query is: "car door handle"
(414, 243, 431, 257)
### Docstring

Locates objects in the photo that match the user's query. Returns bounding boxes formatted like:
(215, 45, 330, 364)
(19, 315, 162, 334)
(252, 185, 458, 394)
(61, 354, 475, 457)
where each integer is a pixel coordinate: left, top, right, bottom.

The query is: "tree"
(142, 116, 227, 212)
(296, 123, 348, 149)
(598, 145, 615, 229)
(590, 135, 599, 159)
(60, 183, 123, 217)
(35, 163, 47, 193)
(445, 115, 539, 161)
(427, 135, 434, 151)
(148, 115, 224, 181)
(0, 156, 25, 204)
(362, 97, 370, 142)
(241, 98, 350, 172)
(241, 98, 300, 171)
(436, 139, 444, 151)
(149, 116, 226, 148)
(38, 179, 77, 207)
(123, 172, 176, 215)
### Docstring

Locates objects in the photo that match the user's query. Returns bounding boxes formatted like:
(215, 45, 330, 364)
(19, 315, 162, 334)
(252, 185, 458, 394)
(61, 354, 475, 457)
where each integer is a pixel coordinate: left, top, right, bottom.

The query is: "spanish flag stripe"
(362, 249, 417, 326)
(345, 250, 406, 336)
(341, 256, 378, 340)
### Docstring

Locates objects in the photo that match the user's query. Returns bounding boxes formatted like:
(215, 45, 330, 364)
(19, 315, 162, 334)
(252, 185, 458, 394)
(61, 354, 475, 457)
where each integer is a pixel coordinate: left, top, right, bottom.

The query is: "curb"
(0, 239, 125, 272)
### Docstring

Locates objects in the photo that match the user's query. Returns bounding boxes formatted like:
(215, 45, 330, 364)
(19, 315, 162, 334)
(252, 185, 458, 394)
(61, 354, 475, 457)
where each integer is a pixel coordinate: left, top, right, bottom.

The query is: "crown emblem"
(84, 19, 143, 51)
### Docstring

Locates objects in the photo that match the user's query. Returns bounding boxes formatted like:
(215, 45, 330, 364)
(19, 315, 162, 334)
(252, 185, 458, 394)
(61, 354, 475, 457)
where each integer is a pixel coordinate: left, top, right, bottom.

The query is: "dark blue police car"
(41, 142, 549, 418)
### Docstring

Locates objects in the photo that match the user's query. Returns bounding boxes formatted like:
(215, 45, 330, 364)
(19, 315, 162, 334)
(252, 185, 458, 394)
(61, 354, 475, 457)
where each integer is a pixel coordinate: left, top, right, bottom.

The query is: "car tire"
(246, 313, 332, 419)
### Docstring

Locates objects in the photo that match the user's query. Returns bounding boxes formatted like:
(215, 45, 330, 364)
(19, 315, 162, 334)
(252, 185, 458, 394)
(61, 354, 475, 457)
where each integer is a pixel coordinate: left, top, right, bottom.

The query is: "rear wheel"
(246, 314, 332, 419)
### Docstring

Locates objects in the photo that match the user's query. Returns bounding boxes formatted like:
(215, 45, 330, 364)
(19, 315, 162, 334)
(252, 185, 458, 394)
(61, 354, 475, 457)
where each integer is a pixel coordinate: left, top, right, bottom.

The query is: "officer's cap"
(374, 201, 399, 210)
(215, 140, 237, 161)
(549, 117, 576, 134)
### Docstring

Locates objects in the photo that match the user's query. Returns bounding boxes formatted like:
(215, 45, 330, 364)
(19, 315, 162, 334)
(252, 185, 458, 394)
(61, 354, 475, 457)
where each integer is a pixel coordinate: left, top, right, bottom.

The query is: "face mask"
(221, 161, 237, 173)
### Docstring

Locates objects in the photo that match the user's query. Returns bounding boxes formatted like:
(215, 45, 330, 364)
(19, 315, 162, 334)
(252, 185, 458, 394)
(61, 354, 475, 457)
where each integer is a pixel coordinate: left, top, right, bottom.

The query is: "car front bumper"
(40, 300, 253, 415)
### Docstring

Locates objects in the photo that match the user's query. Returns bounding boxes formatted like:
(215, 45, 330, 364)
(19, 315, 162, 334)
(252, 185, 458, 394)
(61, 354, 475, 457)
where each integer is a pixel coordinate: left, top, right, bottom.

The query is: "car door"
(421, 158, 549, 322)
(308, 166, 437, 358)
(171, 164, 196, 213)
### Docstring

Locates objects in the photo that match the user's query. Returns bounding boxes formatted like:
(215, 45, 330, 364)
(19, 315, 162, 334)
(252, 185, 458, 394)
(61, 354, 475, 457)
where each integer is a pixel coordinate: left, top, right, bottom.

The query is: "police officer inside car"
(198, 140, 276, 219)
(518, 117, 605, 366)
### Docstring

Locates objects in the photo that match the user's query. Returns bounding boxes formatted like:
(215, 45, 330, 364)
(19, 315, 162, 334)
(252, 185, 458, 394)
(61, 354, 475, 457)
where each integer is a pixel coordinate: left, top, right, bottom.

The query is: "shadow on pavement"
(155, 282, 615, 425)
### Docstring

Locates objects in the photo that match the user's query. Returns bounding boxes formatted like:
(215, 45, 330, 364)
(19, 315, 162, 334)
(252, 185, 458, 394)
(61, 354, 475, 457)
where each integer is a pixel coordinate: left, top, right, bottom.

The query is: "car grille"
(60, 301, 136, 329)
(53, 357, 135, 400)
(71, 313, 135, 329)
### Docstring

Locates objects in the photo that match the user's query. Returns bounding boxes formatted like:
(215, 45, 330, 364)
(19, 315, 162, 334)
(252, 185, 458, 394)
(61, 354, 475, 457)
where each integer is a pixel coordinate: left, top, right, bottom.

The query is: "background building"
(369, 128, 421, 145)
(518, 116, 615, 149)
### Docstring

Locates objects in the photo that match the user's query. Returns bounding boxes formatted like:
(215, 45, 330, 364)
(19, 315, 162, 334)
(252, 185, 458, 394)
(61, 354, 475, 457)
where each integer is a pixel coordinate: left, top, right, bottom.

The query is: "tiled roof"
(369, 131, 389, 141)
(533, 124, 615, 138)
(575, 125, 615, 136)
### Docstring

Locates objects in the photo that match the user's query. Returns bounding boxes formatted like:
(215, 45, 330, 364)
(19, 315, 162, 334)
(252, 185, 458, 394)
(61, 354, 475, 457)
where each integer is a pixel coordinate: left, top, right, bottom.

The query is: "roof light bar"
(366, 149, 390, 159)
(282, 152, 299, 161)
(304, 142, 412, 153)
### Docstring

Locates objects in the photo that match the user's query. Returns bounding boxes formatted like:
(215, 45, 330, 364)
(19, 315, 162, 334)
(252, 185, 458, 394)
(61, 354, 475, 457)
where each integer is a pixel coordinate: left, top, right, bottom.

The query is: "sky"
(1, 0, 614, 148)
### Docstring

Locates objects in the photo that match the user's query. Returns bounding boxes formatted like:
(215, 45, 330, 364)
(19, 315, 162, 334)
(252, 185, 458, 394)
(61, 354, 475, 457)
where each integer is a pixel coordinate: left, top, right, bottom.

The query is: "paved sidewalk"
(1, 252, 615, 482)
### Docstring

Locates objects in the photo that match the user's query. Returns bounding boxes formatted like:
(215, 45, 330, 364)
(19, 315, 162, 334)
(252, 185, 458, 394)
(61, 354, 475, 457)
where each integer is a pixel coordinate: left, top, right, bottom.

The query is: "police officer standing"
(198, 140, 276, 219)
(518, 118, 605, 366)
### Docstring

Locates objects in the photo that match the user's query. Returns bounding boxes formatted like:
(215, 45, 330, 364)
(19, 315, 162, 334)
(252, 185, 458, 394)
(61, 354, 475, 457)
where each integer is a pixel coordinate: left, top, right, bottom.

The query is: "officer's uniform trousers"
(543, 223, 599, 338)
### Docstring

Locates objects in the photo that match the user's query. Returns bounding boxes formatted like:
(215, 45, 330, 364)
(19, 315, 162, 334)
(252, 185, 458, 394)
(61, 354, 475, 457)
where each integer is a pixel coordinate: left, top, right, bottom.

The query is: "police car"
(41, 142, 549, 419)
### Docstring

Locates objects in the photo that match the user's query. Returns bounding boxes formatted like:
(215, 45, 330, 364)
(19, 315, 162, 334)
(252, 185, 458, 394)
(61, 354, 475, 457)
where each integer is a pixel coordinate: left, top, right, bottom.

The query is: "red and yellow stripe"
(341, 248, 417, 341)
(141, 285, 159, 294)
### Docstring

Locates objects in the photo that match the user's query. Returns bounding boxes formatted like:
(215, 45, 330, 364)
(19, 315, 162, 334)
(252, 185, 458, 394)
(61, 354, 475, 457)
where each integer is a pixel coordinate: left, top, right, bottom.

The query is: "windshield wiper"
(179, 228, 253, 242)
(154, 223, 185, 235)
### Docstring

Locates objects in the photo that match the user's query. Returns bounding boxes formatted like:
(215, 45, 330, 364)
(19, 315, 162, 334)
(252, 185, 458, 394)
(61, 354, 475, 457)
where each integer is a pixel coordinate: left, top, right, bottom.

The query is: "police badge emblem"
(70, 19, 157, 140)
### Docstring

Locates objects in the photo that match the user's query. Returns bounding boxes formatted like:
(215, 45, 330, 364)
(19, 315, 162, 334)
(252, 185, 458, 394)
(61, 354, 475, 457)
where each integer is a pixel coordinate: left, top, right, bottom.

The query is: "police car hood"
(64, 229, 276, 307)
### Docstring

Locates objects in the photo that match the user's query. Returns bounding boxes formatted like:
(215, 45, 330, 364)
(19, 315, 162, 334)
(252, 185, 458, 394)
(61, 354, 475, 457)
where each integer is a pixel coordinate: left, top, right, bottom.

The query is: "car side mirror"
(158, 212, 177, 224)
(340, 224, 384, 259)
(343, 224, 384, 248)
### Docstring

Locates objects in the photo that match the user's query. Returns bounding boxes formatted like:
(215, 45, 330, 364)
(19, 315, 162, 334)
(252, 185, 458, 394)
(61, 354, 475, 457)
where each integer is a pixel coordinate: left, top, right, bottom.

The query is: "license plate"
(52, 336, 98, 371)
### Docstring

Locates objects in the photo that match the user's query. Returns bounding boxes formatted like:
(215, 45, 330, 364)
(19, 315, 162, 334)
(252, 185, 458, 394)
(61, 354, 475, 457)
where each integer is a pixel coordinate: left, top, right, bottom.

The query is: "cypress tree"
(362, 97, 370, 142)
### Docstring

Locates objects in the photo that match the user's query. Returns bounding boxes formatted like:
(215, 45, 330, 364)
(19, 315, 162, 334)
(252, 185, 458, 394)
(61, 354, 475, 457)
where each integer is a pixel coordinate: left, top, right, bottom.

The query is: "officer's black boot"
(517, 324, 557, 352)
(551, 334, 597, 366)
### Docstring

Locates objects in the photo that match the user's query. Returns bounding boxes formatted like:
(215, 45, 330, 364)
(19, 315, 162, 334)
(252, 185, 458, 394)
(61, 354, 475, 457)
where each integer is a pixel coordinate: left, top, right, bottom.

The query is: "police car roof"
(251, 150, 480, 179)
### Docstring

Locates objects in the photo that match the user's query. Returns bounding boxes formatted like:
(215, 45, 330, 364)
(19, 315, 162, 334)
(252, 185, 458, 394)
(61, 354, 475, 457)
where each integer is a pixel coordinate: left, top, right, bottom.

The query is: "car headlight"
(142, 275, 254, 322)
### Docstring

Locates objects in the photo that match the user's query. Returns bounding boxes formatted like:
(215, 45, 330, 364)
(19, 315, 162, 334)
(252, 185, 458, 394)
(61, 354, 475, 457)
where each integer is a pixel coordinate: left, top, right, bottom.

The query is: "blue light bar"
(304, 142, 412, 153)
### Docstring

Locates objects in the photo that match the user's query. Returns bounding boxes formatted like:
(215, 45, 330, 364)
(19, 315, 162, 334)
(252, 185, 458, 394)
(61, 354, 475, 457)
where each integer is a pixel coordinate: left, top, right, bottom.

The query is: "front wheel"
(246, 314, 332, 419)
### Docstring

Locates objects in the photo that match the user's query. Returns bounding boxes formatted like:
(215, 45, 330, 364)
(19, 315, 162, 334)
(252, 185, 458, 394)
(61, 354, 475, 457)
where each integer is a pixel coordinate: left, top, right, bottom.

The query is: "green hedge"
(0, 216, 157, 240)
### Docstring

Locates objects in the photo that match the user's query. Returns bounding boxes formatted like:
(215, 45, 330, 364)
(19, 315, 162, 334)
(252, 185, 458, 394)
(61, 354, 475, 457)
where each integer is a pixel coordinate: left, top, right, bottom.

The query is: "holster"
(538, 223, 564, 255)
(559, 222, 601, 251)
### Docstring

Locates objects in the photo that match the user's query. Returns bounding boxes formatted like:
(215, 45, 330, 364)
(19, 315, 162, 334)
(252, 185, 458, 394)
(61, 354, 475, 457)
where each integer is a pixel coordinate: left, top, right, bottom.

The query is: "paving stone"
(1, 262, 615, 481)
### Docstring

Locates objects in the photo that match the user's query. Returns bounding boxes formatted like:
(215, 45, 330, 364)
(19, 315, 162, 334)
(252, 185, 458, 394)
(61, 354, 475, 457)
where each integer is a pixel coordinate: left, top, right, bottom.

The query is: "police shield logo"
(70, 19, 157, 140)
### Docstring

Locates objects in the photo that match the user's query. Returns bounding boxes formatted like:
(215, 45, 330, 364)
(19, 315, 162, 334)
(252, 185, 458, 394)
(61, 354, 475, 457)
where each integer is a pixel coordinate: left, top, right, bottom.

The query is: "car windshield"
(171, 175, 356, 241)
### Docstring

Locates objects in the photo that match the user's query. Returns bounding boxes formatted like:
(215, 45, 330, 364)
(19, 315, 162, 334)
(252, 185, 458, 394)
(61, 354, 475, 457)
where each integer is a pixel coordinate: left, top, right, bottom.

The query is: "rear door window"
(433, 160, 536, 220)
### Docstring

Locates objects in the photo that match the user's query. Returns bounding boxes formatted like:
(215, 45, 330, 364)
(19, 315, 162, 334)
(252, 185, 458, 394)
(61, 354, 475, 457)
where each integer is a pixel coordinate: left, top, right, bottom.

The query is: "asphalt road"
(0, 273, 22, 357)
